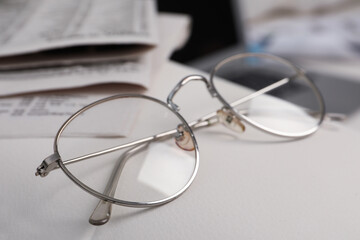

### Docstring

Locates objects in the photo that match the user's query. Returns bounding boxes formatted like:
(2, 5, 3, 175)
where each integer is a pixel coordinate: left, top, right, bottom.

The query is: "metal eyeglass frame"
(35, 53, 326, 225)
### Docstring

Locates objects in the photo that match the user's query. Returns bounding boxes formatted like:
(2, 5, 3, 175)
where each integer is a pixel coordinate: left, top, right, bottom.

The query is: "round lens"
(55, 95, 198, 205)
(211, 53, 325, 137)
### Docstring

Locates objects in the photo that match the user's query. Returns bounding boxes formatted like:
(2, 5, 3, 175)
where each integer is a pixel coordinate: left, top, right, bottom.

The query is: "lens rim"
(209, 52, 326, 138)
(52, 94, 199, 207)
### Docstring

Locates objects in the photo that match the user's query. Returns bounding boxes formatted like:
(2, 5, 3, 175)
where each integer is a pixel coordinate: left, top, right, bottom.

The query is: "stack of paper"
(0, 0, 191, 95)
(0, 0, 191, 138)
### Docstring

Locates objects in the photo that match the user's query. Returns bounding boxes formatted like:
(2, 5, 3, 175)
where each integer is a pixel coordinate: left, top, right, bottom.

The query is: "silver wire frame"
(208, 53, 325, 138)
(36, 53, 326, 218)
(56, 94, 200, 208)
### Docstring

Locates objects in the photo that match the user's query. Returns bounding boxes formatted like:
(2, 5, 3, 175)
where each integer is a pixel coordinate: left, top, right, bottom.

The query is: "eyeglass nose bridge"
(167, 75, 217, 112)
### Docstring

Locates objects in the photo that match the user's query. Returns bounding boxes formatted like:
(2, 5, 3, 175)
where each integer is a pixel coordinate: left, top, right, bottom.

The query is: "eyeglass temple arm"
(35, 126, 180, 177)
(229, 77, 290, 108)
(222, 75, 340, 122)
(35, 137, 152, 177)
(35, 76, 293, 177)
(167, 75, 217, 112)
(89, 142, 150, 225)
(187, 77, 291, 128)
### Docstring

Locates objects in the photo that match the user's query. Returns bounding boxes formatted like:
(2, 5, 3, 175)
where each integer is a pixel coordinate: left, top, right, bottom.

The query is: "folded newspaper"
(0, 0, 158, 70)
(0, 0, 192, 138)
(0, 13, 191, 138)
(0, 0, 192, 97)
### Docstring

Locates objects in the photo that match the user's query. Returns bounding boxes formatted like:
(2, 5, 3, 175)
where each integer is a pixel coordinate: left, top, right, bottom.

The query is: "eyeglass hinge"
(35, 153, 60, 177)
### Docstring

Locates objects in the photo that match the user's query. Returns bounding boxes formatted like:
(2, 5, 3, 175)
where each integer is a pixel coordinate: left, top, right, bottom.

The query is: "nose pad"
(217, 108, 245, 133)
(175, 125, 195, 151)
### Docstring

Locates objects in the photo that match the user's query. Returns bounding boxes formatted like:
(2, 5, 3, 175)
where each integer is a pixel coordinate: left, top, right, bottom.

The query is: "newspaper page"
(0, 0, 161, 96)
(0, 55, 152, 96)
(0, 13, 191, 138)
(0, 0, 158, 69)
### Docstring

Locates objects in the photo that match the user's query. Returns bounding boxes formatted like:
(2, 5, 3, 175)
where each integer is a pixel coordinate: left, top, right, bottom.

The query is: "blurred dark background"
(157, 0, 244, 64)
(159, 0, 360, 116)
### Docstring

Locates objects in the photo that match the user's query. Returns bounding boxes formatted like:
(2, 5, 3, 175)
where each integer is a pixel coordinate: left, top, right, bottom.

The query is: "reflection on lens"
(56, 95, 198, 204)
(211, 53, 324, 137)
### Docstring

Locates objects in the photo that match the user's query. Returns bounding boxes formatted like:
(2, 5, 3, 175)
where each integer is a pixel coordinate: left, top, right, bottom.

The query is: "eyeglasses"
(35, 53, 325, 225)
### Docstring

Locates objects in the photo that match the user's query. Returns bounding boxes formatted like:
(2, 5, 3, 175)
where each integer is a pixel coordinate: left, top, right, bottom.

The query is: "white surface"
(1, 61, 360, 239)
(138, 143, 195, 196)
